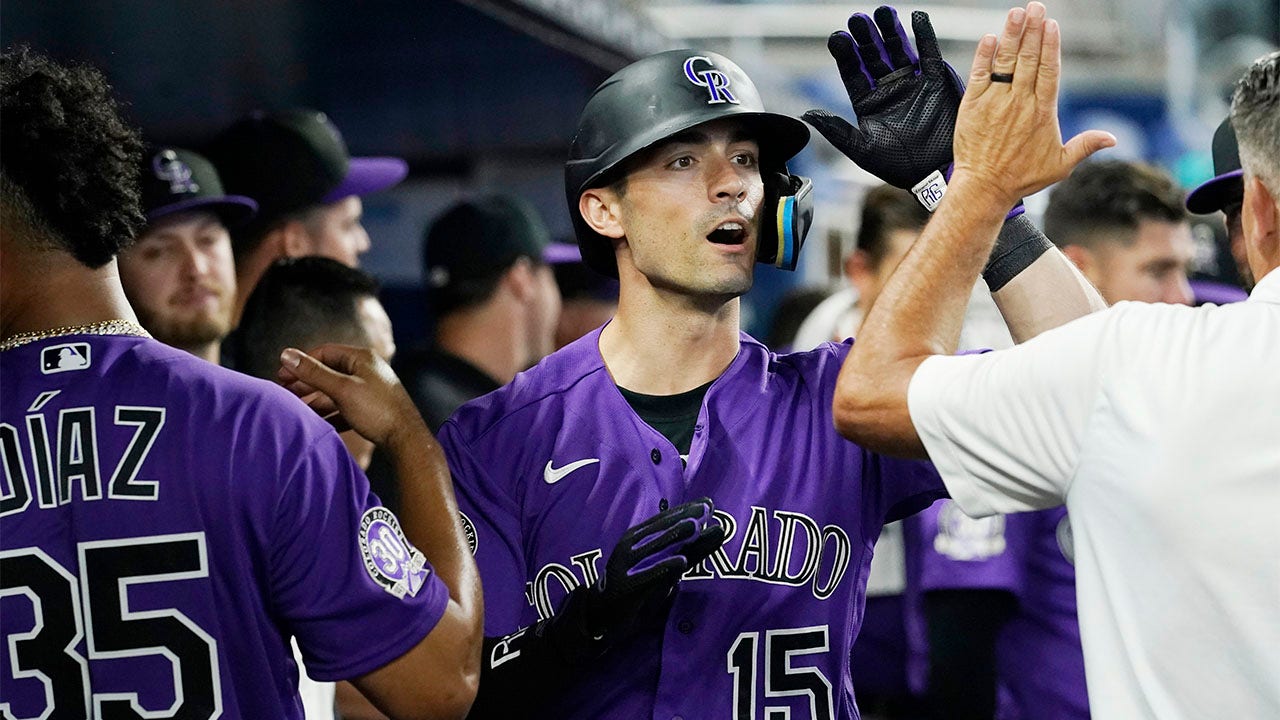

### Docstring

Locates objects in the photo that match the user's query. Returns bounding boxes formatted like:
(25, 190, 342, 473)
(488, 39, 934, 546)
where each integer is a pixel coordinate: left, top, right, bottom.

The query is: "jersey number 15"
(728, 625, 834, 720)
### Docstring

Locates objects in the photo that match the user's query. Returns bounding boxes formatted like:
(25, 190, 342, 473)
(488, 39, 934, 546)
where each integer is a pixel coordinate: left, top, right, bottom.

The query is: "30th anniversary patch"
(359, 507, 430, 599)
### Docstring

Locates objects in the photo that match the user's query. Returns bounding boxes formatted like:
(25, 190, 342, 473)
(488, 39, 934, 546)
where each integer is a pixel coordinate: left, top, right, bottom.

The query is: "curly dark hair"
(1043, 160, 1187, 251)
(0, 46, 145, 267)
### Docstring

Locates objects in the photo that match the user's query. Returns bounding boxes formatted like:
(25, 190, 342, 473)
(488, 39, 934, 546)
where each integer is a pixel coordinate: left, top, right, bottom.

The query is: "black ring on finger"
(990, 72, 1014, 83)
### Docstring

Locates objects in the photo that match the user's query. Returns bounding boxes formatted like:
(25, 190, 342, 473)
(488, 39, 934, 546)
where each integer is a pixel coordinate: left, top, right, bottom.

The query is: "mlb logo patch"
(41, 343, 92, 374)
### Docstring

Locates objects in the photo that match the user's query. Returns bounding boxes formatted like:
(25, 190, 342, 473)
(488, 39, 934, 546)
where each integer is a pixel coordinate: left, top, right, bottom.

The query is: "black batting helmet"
(566, 50, 813, 276)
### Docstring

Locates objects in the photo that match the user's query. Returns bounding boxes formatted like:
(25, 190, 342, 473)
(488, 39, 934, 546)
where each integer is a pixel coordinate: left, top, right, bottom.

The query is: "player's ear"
(580, 188, 625, 240)
(277, 219, 312, 258)
(1060, 244, 1095, 277)
(503, 256, 538, 302)
(1242, 174, 1278, 266)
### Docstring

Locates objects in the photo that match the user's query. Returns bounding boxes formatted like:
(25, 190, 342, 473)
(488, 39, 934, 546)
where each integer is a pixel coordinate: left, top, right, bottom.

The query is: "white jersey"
(906, 269, 1280, 719)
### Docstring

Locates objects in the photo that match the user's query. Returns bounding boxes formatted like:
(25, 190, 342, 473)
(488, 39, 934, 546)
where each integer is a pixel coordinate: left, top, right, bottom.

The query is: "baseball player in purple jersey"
(441, 7, 1105, 719)
(0, 47, 481, 718)
(903, 503, 1088, 719)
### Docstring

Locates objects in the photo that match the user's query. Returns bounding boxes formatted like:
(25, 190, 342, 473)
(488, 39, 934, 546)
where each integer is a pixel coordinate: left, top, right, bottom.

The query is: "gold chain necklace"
(0, 319, 151, 352)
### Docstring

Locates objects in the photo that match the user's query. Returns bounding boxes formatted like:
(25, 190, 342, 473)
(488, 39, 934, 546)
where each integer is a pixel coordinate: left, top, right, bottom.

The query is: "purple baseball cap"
(1190, 278, 1249, 305)
(542, 242, 582, 265)
(321, 156, 409, 203)
(139, 147, 257, 227)
(207, 109, 407, 237)
(1186, 117, 1244, 215)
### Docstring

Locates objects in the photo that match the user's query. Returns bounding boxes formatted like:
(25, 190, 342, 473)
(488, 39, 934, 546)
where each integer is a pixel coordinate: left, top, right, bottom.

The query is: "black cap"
(423, 195, 578, 293)
(206, 109, 407, 236)
(1186, 117, 1244, 214)
(139, 147, 257, 227)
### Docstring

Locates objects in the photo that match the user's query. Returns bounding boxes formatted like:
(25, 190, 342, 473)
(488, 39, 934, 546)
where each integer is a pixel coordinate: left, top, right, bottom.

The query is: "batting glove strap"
(911, 167, 950, 211)
(913, 163, 1028, 220)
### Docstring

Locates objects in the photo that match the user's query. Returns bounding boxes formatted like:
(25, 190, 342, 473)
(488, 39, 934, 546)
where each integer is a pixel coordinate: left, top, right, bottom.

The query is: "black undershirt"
(617, 380, 713, 455)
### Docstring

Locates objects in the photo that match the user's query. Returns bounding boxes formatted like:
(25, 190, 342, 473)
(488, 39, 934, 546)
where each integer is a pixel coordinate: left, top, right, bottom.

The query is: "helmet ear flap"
(757, 171, 814, 271)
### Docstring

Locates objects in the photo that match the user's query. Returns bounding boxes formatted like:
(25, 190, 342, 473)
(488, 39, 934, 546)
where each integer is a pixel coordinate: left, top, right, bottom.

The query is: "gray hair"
(1232, 51, 1280, 199)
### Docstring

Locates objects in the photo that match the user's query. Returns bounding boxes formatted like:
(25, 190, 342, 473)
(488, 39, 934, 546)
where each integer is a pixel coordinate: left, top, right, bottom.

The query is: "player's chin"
(699, 267, 754, 298)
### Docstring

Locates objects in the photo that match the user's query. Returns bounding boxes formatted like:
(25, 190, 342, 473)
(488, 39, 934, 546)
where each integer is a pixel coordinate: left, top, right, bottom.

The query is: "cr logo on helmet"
(684, 56, 738, 105)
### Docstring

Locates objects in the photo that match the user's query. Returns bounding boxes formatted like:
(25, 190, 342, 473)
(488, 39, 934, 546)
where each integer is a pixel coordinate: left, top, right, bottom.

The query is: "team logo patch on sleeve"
(459, 511, 478, 555)
(359, 507, 430, 599)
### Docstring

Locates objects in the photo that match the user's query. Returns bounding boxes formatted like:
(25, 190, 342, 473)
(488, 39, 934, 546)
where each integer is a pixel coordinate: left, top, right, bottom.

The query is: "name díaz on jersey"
(1, 394, 165, 517)
(524, 505, 851, 619)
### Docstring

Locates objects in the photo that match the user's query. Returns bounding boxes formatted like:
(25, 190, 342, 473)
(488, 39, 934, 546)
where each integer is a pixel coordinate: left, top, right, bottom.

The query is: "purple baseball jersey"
(903, 501, 1089, 719)
(438, 329, 946, 719)
(0, 335, 449, 718)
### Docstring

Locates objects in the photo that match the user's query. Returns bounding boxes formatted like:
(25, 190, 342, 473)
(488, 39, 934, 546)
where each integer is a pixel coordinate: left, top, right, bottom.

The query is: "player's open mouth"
(707, 221, 747, 245)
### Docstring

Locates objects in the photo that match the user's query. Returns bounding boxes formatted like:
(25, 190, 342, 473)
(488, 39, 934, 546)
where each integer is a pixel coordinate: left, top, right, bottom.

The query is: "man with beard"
(118, 146, 256, 363)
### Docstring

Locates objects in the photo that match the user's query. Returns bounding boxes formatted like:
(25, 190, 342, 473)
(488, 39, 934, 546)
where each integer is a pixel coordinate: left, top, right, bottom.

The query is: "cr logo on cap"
(153, 149, 199, 195)
(684, 56, 738, 105)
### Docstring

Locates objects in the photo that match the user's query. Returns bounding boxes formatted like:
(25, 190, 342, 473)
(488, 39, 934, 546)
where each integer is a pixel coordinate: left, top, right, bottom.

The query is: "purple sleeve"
(908, 500, 1028, 594)
(820, 340, 948, 524)
(870, 453, 949, 524)
(437, 420, 531, 635)
(270, 429, 450, 681)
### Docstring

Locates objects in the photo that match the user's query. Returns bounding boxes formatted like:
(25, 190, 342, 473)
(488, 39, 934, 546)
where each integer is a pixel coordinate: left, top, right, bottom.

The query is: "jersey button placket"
(650, 448, 662, 464)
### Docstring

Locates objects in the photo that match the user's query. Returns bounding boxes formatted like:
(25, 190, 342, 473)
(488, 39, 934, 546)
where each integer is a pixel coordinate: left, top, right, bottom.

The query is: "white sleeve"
(907, 309, 1112, 517)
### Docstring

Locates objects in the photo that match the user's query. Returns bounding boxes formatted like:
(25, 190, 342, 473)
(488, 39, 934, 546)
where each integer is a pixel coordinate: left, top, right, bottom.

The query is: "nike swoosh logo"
(544, 458, 600, 485)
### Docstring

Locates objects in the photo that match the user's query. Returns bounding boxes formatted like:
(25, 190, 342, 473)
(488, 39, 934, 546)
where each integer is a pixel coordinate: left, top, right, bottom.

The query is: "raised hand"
(803, 6, 965, 195)
(952, 2, 1115, 207)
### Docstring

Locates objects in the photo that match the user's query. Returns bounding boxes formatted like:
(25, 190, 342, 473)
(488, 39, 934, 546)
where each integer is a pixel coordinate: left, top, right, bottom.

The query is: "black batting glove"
(469, 501, 726, 717)
(545, 497, 725, 663)
(804, 6, 1044, 288)
(802, 7, 964, 198)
